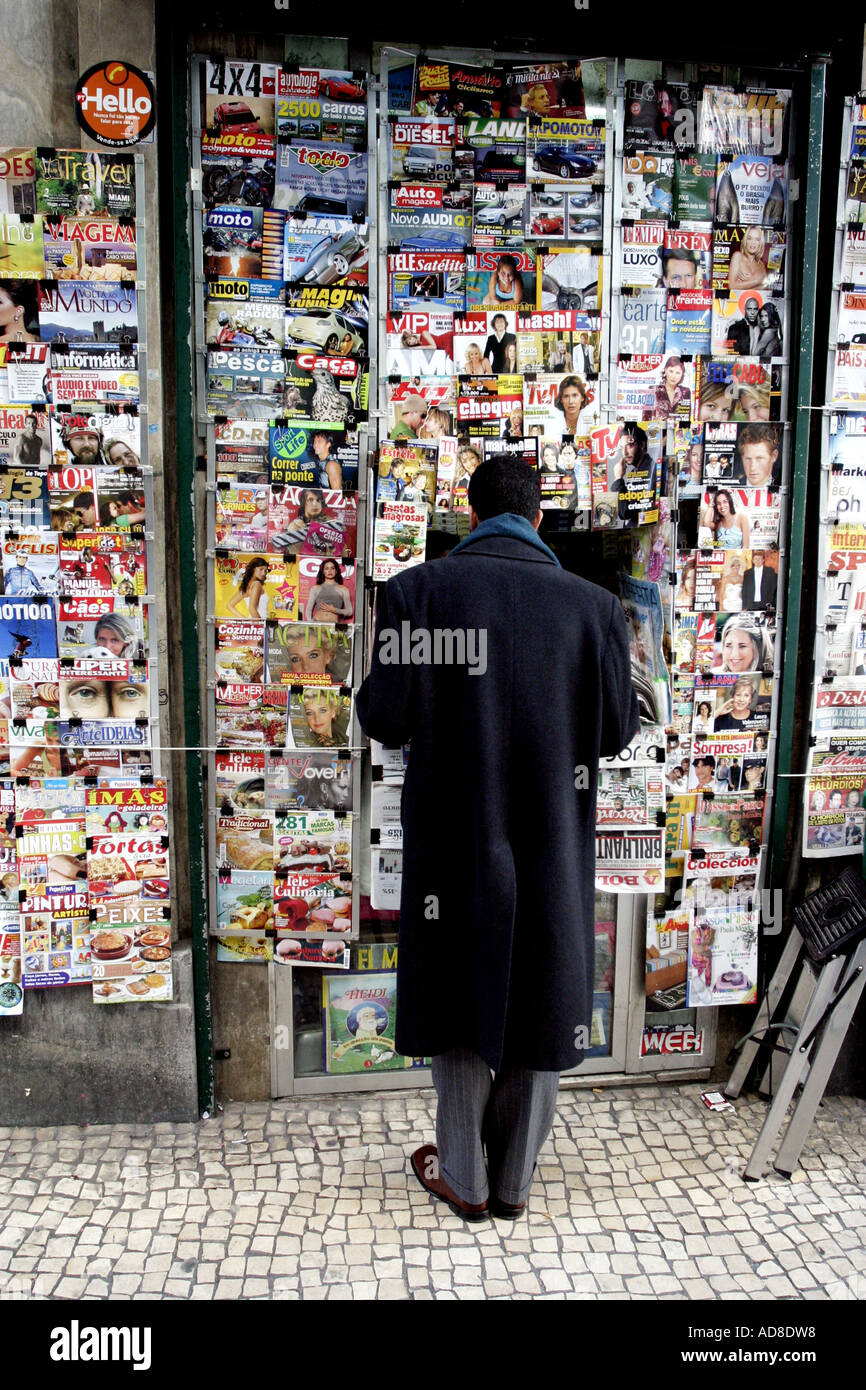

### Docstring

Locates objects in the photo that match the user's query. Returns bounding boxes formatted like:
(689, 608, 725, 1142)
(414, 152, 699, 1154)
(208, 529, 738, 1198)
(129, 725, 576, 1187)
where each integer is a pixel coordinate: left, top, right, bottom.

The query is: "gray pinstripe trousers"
(431, 1048, 560, 1206)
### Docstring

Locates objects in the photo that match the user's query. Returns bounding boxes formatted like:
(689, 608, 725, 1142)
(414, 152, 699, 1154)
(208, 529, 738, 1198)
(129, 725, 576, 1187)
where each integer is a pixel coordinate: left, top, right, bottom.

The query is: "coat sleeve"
(599, 596, 641, 758)
(356, 578, 414, 749)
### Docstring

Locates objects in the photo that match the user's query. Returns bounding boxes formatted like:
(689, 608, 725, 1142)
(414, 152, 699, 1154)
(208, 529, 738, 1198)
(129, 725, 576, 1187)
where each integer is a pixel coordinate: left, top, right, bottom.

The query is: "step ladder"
(724, 866, 866, 1181)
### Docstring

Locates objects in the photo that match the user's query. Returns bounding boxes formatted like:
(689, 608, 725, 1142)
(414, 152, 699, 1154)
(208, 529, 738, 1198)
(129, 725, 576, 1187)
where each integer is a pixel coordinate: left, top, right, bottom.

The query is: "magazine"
(0, 214, 43, 278)
(276, 67, 366, 145)
(214, 681, 287, 749)
(516, 309, 599, 375)
(205, 279, 285, 349)
(621, 223, 663, 288)
(5, 342, 50, 403)
(623, 81, 697, 152)
(523, 369, 597, 442)
(266, 620, 352, 687)
(842, 225, 866, 287)
(215, 868, 273, 935)
(274, 867, 352, 935)
(712, 291, 785, 362)
(204, 59, 276, 157)
(201, 151, 277, 210)
(266, 748, 352, 812)
(205, 347, 285, 419)
(618, 354, 693, 423)
(827, 413, 866, 518)
(372, 499, 427, 580)
(597, 767, 664, 824)
(216, 811, 274, 872)
(203, 205, 264, 280)
(0, 464, 48, 530)
(617, 571, 671, 723)
(465, 248, 536, 311)
(274, 809, 351, 875)
(37, 281, 137, 344)
(214, 418, 271, 478)
(85, 780, 168, 836)
(275, 139, 367, 218)
(844, 161, 866, 225)
(460, 117, 526, 185)
(695, 487, 780, 551)
(698, 87, 790, 159)
(665, 290, 712, 357)
(712, 226, 786, 295)
(622, 154, 674, 220)
(213, 550, 298, 623)
(282, 213, 368, 286)
(388, 116, 455, 181)
(526, 119, 604, 187)
(456, 374, 523, 441)
(215, 483, 270, 551)
(56, 596, 145, 662)
(386, 378, 454, 441)
(501, 61, 585, 122)
(384, 308, 455, 377)
(389, 186, 471, 252)
(473, 185, 526, 249)
(42, 217, 137, 281)
(715, 154, 787, 227)
(59, 531, 145, 598)
(214, 749, 266, 809)
(595, 826, 665, 893)
(618, 290, 666, 355)
(696, 357, 782, 422)
(537, 438, 590, 512)
(286, 685, 351, 750)
(801, 770, 866, 857)
(268, 424, 358, 491)
(2, 533, 59, 597)
(536, 245, 598, 312)
(35, 149, 136, 218)
(674, 154, 716, 222)
(387, 250, 466, 312)
(412, 61, 501, 118)
(268, 485, 357, 557)
(212, 619, 264, 683)
(284, 283, 368, 355)
(591, 421, 661, 531)
(686, 900, 759, 1008)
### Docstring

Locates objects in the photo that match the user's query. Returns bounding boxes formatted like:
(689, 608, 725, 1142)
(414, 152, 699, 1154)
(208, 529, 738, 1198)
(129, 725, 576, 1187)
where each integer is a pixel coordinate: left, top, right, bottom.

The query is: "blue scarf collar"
(449, 513, 561, 566)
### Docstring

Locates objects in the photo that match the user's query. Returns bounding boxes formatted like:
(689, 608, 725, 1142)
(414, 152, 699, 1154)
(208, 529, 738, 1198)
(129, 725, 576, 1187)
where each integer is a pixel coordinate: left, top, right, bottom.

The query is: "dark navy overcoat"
(356, 531, 639, 1071)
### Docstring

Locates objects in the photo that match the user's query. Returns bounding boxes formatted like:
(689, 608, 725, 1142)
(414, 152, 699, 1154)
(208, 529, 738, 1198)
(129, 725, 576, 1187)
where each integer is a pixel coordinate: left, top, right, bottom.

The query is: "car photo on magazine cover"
(531, 146, 597, 179)
(475, 200, 524, 230)
(294, 228, 367, 286)
(285, 310, 365, 355)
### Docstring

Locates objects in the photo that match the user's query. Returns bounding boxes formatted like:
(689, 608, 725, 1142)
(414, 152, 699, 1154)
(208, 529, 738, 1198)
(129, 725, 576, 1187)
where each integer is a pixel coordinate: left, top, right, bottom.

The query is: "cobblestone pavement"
(0, 1083, 864, 1301)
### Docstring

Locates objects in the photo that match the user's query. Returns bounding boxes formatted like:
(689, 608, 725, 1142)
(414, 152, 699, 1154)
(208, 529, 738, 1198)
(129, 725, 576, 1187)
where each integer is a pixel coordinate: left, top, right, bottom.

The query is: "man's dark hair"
(467, 454, 541, 522)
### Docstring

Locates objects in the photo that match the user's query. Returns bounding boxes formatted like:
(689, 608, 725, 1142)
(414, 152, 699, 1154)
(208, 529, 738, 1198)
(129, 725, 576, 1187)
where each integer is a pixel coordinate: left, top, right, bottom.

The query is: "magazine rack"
(725, 866, 866, 1178)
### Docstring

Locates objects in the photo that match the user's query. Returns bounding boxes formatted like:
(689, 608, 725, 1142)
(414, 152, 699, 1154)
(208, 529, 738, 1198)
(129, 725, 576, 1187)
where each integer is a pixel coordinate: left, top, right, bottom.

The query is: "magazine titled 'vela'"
(714, 154, 787, 227)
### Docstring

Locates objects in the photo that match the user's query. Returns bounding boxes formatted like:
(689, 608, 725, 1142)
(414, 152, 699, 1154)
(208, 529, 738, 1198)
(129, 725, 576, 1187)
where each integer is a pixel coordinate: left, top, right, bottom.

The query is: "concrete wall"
(0, 0, 200, 1125)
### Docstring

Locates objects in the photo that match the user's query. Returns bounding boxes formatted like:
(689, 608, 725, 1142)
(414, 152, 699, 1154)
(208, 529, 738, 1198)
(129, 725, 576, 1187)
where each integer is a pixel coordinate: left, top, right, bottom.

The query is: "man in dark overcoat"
(356, 456, 639, 1220)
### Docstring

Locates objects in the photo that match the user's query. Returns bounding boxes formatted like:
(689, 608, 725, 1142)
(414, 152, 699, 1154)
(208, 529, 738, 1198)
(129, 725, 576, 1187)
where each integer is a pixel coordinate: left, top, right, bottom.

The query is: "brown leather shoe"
(410, 1145, 489, 1221)
(489, 1196, 526, 1220)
